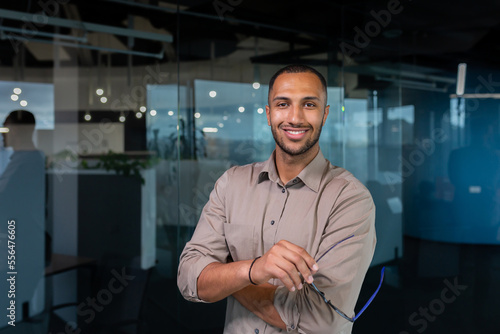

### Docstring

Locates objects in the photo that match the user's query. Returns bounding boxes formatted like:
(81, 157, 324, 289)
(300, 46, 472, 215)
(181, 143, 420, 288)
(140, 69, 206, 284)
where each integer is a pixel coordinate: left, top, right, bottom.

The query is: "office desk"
(45, 253, 96, 277)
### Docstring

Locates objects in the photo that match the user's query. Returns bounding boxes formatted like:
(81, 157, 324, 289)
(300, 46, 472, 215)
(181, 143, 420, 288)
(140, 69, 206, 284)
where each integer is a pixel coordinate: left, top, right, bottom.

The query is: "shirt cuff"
(273, 286, 301, 333)
(187, 256, 220, 303)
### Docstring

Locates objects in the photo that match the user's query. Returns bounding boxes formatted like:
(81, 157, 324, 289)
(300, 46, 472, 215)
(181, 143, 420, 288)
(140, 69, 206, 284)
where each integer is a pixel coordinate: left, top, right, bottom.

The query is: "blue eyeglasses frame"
(309, 235, 385, 323)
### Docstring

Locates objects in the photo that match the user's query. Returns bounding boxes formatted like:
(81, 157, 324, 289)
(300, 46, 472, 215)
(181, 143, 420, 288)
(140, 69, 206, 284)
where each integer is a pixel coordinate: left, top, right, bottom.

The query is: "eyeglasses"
(309, 235, 385, 323)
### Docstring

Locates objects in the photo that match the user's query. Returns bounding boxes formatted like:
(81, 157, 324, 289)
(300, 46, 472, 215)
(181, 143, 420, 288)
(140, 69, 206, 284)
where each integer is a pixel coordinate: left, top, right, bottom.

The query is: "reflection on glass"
(0, 110, 46, 328)
(0, 81, 54, 130)
(448, 111, 500, 243)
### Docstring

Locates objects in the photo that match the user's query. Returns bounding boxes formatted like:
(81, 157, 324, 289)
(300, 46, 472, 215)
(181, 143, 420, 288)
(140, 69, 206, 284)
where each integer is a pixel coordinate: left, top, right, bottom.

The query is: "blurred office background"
(0, 0, 498, 333)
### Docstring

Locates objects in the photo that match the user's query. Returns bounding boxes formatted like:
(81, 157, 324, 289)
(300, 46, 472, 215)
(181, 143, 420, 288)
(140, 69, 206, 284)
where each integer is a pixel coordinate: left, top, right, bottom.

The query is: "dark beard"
(271, 125, 322, 156)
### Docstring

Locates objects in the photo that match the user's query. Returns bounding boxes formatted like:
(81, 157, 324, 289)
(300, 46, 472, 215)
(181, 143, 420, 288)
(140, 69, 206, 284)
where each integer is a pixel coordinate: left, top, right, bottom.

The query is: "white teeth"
(288, 130, 305, 134)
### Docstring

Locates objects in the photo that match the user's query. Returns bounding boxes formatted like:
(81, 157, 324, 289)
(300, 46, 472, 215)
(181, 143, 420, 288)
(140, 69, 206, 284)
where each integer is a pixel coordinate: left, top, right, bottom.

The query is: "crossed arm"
(196, 240, 319, 329)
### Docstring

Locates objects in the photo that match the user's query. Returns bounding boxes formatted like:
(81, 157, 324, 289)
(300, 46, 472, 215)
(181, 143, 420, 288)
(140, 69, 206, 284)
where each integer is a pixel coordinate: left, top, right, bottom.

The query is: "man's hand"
(251, 240, 319, 291)
(197, 240, 318, 302)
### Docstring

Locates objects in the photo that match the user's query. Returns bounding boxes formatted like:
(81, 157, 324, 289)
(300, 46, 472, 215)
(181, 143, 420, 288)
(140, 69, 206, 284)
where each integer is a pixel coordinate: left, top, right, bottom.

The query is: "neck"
(274, 145, 319, 185)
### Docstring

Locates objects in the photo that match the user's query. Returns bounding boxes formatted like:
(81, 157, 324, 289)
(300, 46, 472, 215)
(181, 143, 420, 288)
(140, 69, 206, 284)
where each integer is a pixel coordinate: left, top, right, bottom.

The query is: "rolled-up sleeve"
(274, 181, 376, 334)
(177, 170, 232, 302)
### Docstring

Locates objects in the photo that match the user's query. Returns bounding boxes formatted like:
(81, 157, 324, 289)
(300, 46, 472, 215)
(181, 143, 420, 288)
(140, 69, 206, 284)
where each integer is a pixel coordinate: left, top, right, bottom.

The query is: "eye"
(277, 102, 289, 107)
(305, 102, 316, 107)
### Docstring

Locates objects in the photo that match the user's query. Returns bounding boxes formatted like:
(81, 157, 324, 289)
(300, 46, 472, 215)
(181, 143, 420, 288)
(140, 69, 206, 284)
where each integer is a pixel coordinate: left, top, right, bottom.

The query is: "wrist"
(248, 256, 261, 285)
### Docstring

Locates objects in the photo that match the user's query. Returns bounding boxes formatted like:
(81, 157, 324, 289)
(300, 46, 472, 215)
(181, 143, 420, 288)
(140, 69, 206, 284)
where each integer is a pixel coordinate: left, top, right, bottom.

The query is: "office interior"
(0, 0, 498, 333)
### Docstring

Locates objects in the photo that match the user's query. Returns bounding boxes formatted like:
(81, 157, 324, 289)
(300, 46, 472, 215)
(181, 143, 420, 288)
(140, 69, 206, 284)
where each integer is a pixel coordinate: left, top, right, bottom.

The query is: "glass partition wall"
(0, 1, 498, 333)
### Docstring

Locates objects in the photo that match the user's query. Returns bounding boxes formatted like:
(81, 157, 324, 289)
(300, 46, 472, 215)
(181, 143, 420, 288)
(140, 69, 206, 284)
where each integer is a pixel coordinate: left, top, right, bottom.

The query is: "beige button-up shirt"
(178, 150, 376, 334)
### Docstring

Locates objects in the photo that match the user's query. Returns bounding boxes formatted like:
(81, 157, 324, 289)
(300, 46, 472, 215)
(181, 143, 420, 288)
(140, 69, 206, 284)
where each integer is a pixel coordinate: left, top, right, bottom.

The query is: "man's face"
(266, 72, 329, 157)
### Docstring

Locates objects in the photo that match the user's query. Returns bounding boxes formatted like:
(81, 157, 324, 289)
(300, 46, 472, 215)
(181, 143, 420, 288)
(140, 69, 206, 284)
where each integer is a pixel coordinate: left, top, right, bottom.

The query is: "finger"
(264, 248, 304, 290)
(274, 266, 301, 292)
(278, 242, 318, 284)
(276, 260, 305, 290)
(281, 251, 314, 285)
(279, 240, 319, 274)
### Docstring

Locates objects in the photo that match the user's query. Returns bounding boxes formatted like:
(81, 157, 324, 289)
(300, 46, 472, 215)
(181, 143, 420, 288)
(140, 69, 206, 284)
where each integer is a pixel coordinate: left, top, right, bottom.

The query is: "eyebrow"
(272, 96, 321, 102)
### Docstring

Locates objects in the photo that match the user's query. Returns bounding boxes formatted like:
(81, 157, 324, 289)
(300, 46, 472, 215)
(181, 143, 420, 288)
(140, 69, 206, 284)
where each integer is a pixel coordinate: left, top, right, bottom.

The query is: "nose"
(289, 104, 305, 125)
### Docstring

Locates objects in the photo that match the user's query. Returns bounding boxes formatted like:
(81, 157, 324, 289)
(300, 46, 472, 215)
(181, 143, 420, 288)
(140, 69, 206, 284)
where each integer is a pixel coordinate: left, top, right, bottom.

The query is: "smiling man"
(178, 64, 377, 334)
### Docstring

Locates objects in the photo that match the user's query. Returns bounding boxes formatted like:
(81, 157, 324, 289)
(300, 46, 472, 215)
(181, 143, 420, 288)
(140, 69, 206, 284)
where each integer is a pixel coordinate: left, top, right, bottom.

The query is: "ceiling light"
(202, 127, 218, 133)
(10, 94, 18, 101)
(168, 110, 174, 116)
(257, 108, 264, 114)
(13, 88, 21, 95)
(150, 109, 157, 116)
(209, 91, 217, 98)
(84, 113, 91, 121)
(140, 106, 147, 112)
(238, 106, 245, 113)
(96, 88, 104, 96)
(100, 97, 108, 103)
(20, 100, 28, 107)
(136, 112, 143, 119)
(456, 63, 467, 96)
(194, 112, 201, 119)
(252, 82, 261, 89)
(119, 115, 126, 122)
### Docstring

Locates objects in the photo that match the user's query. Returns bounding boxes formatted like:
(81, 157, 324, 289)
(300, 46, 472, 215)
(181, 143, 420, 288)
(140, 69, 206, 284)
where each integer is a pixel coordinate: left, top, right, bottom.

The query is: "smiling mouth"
(286, 130, 307, 135)
(282, 128, 310, 140)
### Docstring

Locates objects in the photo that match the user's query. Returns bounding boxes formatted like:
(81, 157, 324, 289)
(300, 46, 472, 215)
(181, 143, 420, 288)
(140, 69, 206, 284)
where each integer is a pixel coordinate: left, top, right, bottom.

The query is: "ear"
(266, 105, 271, 126)
(322, 105, 330, 126)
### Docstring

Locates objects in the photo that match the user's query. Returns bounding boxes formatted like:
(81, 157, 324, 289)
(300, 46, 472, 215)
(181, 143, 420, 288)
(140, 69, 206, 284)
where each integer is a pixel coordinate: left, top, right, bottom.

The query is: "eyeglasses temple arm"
(316, 234, 355, 263)
(352, 266, 385, 321)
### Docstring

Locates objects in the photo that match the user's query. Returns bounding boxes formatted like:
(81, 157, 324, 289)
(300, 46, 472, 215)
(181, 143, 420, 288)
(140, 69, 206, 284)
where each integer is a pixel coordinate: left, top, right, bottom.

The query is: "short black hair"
(268, 64, 328, 100)
(3, 110, 35, 126)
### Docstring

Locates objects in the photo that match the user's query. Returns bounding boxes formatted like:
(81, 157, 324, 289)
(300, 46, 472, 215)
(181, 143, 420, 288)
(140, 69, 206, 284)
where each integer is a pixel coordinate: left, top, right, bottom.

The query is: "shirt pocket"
(224, 223, 255, 261)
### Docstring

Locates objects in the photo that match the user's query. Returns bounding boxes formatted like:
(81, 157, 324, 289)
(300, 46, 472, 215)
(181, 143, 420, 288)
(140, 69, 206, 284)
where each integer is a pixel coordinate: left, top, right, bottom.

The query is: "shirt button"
(271, 220, 275, 225)
(282, 188, 285, 193)
(291, 325, 295, 329)
(254, 329, 259, 334)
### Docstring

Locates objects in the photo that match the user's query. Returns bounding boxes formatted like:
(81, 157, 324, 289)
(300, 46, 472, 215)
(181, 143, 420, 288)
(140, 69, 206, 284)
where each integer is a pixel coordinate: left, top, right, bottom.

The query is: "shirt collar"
(258, 150, 280, 184)
(258, 149, 328, 192)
